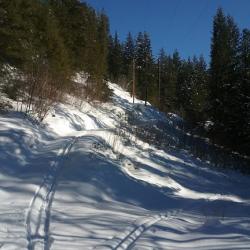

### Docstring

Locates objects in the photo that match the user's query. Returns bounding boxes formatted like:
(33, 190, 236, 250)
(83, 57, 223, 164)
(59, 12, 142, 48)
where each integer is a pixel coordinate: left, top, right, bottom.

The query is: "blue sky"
(84, 0, 250, 62)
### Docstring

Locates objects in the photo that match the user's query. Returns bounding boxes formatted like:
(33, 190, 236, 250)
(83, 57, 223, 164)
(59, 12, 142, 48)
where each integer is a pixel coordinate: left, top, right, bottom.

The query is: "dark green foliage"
(106, 31, 209, 123)
(89, 11, 111, 102)
(177, 56, 208, 123)
(189, 56, 208, 122)
(0, 0, 111, 113)
(135, 32, 154, 103)
(48, 0, 89, 72)
(1, 1, 247, 156)
(237, 29, 250, 153)
(48, 1, 111, 101)
(0, 0, 43, 67)
(209, 8, 239, 136)
(209, 7, 250, 155)
(123, 32, 135, 80)
(104, 7, 248, 156)
(162, 50, 180, 113)
(108, 32, 123, 82)
(155, 49, 208, 124)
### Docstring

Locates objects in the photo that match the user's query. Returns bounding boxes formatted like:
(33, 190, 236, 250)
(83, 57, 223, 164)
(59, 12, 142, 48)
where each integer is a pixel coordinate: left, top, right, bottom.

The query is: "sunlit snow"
(0, 78, 250, 250)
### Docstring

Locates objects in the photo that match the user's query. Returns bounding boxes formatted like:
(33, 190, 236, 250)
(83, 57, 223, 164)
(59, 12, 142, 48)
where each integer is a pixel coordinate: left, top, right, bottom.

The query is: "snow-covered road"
(26, 137, 78, 250)
(1, 82, 250, 250)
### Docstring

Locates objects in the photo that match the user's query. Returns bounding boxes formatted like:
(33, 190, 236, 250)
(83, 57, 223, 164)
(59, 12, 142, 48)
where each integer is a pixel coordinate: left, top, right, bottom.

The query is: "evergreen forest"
(0, 1, 249, 157)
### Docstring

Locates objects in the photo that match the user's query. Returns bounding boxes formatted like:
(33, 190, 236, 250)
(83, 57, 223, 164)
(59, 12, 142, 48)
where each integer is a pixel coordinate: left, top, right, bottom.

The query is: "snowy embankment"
(0, 81, 250, 250)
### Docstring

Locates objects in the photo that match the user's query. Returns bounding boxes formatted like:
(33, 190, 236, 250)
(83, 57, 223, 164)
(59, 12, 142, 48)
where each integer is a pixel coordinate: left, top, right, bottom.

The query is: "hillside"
(0, 82, 250, 250)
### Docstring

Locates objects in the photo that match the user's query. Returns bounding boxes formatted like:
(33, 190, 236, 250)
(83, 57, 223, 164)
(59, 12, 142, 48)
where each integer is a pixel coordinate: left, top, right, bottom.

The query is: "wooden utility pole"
(132, 59, 135, 104)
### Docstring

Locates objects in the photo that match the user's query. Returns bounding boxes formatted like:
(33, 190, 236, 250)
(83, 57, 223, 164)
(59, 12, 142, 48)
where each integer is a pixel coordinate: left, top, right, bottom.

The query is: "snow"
(71, 72, 89, 86)
(0, 78, 250, 250)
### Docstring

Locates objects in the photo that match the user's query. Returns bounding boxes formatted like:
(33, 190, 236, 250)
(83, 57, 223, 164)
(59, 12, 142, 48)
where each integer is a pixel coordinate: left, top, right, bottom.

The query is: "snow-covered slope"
(0, 82, 250, 250)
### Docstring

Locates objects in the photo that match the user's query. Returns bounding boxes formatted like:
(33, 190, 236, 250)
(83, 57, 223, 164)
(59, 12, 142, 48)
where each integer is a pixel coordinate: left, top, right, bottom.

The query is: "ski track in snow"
(26, 136, 78, 250)
(95, 189, 234, 250)
(1, 81, 249, 249)
(94, 209, 181, 250)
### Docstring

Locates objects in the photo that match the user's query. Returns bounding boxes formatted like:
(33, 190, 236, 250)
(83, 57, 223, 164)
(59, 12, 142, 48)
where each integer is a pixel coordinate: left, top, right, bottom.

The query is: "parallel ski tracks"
(94, 209, 181, 250)
(26, 136, 78, 250)
(97, 192, 231, 250)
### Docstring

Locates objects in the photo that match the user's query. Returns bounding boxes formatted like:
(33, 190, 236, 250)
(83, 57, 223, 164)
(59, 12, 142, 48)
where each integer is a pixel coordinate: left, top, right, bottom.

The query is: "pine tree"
(135, 32, 153, 103)
(44, 7, 71, 88)
(0, 0, 48, 101)
(238, 29, 250, 153)
(49, 0, 89, 72)
(209, 8, 240, 145)
(108, 32, 123, 82)
(168, 50, 180, 111)
(0, 0, 43, 67)
(159, 50, 179, 113)
(84, 8, 99, 79)
(210, 8, 227, 129)
(177, 57, 193, 118)
(95, 11, 111, 101)
(123, 32, 135, 81)
(188, 56, 208, 122)
(157, 48, 167, 110)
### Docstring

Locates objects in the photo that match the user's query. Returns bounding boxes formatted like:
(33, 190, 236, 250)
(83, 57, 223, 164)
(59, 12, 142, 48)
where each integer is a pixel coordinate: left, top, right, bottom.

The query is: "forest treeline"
(108, 8, 250, 156)
(0, 0, 111, 119)
(0, 1, 249, 156)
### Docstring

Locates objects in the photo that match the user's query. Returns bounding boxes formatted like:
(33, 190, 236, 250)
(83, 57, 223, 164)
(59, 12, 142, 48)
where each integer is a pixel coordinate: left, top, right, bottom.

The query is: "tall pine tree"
(135, 32, 153, 103)
(123, 32, 135, 82)
(108, 32, 123, 82)
(209, 8, 240, 145)
(238, 29, 250, 154)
